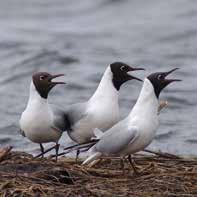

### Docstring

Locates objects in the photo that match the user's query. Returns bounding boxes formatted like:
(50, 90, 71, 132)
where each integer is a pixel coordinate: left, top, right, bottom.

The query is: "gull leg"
(75, 149, 80, 163)
(120, 157, 125, 174)
(35, 145, 56, 158)
(127, 155, 140, 175)
(39, 144, 44, 158)
(55, 143, 60, 162)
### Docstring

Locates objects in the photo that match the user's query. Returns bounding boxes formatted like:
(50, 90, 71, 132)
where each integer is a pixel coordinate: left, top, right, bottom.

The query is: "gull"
(19, 72, 67, 161)
(82, 68, 181, 172)
(64, 62, 144, 159)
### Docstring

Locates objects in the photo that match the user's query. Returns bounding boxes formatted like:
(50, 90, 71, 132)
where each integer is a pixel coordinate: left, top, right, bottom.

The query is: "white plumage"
(68, 67, 120, 143)
(83, 68, 180, 166)
(83, 79, 161, 165)
(20, 82, 62, 143)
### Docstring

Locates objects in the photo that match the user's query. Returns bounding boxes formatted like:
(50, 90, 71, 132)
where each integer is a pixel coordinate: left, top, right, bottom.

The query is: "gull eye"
(157, 74, 163, 80)
(120, 66, 125, 71)
(39, 75, 45, 80)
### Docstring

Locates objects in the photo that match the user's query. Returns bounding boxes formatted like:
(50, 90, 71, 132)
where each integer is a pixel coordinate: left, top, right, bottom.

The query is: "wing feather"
(95, 123, 139, 155)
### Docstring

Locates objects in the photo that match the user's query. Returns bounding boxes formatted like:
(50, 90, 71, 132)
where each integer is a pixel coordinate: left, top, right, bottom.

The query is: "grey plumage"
(83, 69, 181, 166)
(64, 102, 88, 131)
(62, 63, 145, 145)
(93, 121, 139, 155)
(19, 72, 66, 161)
(50, 104, 70, 132)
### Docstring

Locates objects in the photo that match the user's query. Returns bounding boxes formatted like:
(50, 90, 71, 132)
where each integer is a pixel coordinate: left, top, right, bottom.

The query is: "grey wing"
(65, 102, 88, 128)
(51, 102, 88, 132)
(50, 104, 70, 132)
(95, 123, 139, 155)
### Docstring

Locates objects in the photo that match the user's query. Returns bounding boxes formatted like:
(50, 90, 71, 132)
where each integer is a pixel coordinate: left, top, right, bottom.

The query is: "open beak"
(127, 67, 145, 82)
(49, 74, 66, 85)
(131, 67, 145, 71)
(163, 68, 182, 83)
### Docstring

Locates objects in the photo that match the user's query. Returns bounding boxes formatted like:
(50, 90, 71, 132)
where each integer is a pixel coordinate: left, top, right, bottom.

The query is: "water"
(0, 0, 196, 156)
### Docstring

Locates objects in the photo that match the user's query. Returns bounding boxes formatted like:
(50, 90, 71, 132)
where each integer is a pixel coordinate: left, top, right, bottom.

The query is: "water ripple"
(0, 0, 196, 155)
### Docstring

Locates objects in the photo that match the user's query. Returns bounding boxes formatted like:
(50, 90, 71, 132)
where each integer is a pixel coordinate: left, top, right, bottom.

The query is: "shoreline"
(0, 147, 196, 196)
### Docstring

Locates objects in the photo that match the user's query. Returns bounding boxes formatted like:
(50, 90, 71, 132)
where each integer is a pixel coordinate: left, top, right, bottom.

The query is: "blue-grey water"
(0, 0, 196, 156)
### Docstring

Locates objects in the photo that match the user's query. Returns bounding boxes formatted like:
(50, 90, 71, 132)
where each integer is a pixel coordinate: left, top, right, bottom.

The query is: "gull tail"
(82, 152, 102, 165)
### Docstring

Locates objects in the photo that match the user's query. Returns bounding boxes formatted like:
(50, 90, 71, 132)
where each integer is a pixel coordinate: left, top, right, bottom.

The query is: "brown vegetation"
(0, 147, 196, 196)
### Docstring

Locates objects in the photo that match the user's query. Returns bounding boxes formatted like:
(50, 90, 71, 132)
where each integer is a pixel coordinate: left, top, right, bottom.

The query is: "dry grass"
(0, 147, 196, 197)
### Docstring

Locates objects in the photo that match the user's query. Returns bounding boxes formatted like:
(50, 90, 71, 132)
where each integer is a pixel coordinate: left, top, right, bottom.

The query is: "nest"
(0, 147, 196, 196)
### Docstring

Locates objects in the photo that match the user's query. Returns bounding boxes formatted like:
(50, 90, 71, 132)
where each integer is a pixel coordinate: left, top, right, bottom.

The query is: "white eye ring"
(120, 66, 125, 71)
(39, 75, 45, 80)
(157, 74, 163, 80)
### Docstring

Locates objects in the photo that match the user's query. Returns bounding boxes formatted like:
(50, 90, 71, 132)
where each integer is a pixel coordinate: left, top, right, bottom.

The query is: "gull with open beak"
(63, 62, 144, 159)
(19, 72, 68, 161)
(82, 68, 181, 172)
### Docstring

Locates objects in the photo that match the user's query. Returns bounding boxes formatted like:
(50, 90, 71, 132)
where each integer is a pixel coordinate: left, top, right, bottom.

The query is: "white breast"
(20, 82, 61, 143)
(70, 98, 119, 143)
(121, 78, 159, 155)
(69, 66, 120, 143)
